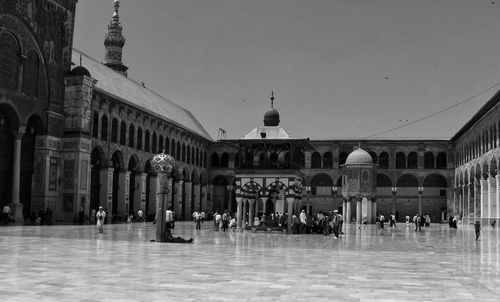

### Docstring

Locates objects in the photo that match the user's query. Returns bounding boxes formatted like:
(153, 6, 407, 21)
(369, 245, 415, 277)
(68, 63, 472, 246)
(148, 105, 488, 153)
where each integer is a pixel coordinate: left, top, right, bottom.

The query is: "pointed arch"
(424, 152, 435, 169)
(111, 118, 118, 143)
(0, 32, 20, 90)
(323, 152, 333, 168)
(395, 152, 406, 169)
(407, 152, 418, 169)
(120, 121, 126, 145)
(379, 151, 389, 169)
(311, 152, 321, 168)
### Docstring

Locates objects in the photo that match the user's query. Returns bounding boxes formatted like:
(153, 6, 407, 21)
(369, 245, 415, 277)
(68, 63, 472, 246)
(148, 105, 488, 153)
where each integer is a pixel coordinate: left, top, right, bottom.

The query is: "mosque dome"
(264, 108, 280, 126)
(345, 147, 373, 165)
(263, 91, 280, 126)
(69, 66, 91, 77)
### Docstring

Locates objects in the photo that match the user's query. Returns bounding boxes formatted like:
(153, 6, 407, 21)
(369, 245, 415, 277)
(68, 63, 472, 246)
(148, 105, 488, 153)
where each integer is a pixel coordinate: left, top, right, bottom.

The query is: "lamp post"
(417, 186, 424, 215)
(151, 150, 176, 242)
(391, 187, 397, 218)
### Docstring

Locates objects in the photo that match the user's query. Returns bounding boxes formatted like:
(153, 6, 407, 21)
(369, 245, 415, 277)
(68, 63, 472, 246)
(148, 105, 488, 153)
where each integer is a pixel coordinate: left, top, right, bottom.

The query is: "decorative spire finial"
(113, 0, 120, 19)
(270, 91, 275, 108)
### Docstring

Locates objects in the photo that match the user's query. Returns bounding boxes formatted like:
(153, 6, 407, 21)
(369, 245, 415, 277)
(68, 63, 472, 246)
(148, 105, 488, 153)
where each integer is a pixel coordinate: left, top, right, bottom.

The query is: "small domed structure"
(69, 66, 91, 77)
(345, 147, 373, 165)
(264, 108, 280, 126)
(263, 91, 280, 126)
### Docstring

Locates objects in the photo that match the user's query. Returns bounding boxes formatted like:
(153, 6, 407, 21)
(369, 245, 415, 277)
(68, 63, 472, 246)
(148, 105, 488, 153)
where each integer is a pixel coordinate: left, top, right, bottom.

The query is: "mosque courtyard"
(0, 221, 499, 302)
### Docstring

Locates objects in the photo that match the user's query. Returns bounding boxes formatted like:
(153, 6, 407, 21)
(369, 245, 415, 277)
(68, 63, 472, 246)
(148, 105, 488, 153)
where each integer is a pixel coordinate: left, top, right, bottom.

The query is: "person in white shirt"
(137, 209, 144, 223)
(96, 206, 106, 233)
(2, 204, 11, 224)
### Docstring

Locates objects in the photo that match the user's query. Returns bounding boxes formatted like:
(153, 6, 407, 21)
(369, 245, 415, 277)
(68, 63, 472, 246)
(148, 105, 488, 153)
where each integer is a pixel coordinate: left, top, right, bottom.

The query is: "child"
(474, 221, 481, 241)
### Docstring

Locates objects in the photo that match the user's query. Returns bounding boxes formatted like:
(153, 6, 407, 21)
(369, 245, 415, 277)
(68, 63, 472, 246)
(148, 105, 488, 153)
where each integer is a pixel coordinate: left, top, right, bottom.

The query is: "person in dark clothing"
(78, 207, 84, 224)
(165, 228, 193, 243)
(474, 221, 481, 240)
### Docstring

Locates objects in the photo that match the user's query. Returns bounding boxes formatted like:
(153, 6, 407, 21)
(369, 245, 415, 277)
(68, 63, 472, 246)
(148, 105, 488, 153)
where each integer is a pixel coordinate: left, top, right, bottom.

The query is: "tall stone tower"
(104, 0, 128, 75)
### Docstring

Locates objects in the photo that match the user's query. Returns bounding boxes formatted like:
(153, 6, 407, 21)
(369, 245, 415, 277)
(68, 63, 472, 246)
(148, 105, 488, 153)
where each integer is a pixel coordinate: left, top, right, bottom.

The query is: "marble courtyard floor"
(0, 222, 499, 302)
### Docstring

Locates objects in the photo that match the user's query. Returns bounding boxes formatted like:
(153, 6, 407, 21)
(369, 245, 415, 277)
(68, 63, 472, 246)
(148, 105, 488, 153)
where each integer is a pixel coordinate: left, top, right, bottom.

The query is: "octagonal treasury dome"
(345, 147, 373, 165)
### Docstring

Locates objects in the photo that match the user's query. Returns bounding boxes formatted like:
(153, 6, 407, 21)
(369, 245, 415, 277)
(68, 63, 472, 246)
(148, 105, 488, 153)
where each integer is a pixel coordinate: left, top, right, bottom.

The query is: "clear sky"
(73, 0, 500, 140)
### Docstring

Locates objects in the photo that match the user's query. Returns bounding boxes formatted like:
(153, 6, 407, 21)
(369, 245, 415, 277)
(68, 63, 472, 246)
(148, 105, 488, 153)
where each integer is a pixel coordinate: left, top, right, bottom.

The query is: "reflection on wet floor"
(0, 222, 499, 301)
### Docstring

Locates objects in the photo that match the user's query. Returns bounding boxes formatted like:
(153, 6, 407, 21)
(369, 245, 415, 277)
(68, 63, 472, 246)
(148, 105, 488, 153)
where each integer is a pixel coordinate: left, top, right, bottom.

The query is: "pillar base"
(12, 202, 24, 222)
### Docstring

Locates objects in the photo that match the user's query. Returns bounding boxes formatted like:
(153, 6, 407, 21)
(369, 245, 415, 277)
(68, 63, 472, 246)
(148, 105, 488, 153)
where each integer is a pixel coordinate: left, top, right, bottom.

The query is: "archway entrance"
(20, 115, 42, 217)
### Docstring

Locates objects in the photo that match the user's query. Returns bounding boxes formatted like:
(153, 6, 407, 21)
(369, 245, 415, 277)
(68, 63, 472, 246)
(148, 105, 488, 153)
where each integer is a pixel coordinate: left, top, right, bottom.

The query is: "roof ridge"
(72, 48, 212, 140)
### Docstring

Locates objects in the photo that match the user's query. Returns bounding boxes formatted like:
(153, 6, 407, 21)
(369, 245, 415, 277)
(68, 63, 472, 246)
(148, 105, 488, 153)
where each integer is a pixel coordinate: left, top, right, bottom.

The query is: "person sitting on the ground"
(164, 228, 193, 243)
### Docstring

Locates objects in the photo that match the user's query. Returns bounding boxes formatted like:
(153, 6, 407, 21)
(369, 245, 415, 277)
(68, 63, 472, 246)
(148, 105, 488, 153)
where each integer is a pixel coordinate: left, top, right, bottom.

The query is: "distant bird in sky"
(385, 76, 389, 80)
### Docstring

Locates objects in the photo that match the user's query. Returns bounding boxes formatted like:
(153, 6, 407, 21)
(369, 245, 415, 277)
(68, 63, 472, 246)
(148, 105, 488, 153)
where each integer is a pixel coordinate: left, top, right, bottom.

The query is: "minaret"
(104, 0, 128, 75)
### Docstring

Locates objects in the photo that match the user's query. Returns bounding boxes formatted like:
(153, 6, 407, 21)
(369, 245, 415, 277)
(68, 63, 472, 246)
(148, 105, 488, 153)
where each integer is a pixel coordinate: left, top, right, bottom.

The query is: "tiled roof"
(72, 49, 212, 140)
(242, 126, 291, 139)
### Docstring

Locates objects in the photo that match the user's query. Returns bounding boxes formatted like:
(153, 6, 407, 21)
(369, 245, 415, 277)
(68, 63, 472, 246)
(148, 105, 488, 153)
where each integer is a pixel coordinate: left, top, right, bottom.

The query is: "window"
(379, 152, 389, 169)
(323, 152, 333, 168)
(137, 128, 142, 150)
(128, 125, 135, 147)
(0, 33, 19, 90)
(92, 112, 99, 138)
(311, 152, 321, 168)
(111, 118, 118, 143)
(120, 121, 126, 145)
(407, 152, 418, 169)
(22, 51, 39, 96)
(424, 152, 435, 169)
(100, 115, 108, 141)
(395, 152, 406, 169)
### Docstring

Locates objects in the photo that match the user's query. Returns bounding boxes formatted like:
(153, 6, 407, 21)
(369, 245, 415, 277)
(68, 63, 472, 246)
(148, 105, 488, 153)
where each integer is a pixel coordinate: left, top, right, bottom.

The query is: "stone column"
(489, 175, 496, 222)
(132, 173, 142, 214)
(481, 177, 488, 224)
(174, 181, 182, 219)
(346, 199, 352, 224)
(467, 184, 474, 221)
(117, 171, 128, 217)
(342, 200, 347, 217)
(496, 176, 500, 222)
(148, 175, 158, 217)
(192, 183, 200, 212)
(372, 200, 377, 224)
(236, 197, 243, 230)
(156, 173, 168, 242)
(11, 128, 25, 221)
(391, 191, 397, 217)
(418, 189, 423, 215)
(461, 185, 466, 219)
(248, 199, 255, 227)
(361, 197, 369, 222)
(263, 198, 267, 215)
(184, 181, 192, 220)
(287, 197, 294, 232)
(201, 185, 207, 211)
(140, 173, 147, 212)
(474, 180, 481, 221)
(99, 167, 114, 211)
(227, 187, 233, 214)
(356, 198, 361, 223)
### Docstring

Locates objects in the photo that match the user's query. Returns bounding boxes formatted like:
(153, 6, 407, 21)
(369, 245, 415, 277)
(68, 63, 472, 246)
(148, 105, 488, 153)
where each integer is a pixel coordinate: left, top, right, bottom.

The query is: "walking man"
(474, 221, 481, 240)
